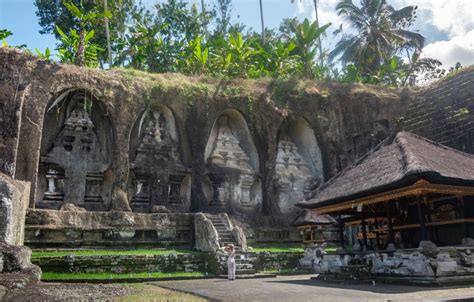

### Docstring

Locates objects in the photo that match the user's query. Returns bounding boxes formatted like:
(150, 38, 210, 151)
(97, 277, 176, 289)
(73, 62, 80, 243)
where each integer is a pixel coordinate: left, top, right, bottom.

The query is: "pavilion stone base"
(24, 209, 194, 248)
(305, 243, 474, 286)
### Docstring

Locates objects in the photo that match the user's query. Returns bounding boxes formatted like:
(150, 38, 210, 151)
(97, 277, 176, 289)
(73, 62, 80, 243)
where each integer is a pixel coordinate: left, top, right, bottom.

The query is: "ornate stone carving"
(274, 136, 318, 214)
(206, 114, 259, 209)
(130, 111, 189, 212)
(41, 102, 109, 207)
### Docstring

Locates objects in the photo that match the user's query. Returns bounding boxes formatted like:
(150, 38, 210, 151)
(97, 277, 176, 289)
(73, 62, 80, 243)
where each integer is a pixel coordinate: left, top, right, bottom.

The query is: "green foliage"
(56, 25, 103, 67)
(290, 19, 331, 78)
(0, 29, 27, 49)
(35, 47, 52, 60)
(0, 29, 12, 47)
(60, 0, 111, 66)
(30, 0, 451, 87)
(35, 0, 133, 65)
(252, 244, 304, 253)
(0, 29, 12, 41)
(331, 0, 425, 84)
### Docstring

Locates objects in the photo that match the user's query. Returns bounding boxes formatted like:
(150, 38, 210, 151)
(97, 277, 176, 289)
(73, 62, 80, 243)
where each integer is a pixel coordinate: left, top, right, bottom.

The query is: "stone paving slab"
(150, 274, 474, 302)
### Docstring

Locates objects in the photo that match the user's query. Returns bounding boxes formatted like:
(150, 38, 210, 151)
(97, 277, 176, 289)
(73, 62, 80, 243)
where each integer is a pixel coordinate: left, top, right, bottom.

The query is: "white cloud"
(394, 0, 474, 38)
(421, 30, 474, 68)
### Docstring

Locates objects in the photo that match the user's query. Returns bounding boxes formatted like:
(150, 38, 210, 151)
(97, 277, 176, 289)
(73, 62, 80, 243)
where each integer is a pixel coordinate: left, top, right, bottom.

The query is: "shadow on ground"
(267, 277, 473, 295)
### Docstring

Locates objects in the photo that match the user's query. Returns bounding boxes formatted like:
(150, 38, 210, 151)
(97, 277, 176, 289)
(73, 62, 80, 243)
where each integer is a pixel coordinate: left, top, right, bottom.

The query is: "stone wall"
(0, 48, 472, 229)
(24, 209, 194, 248)
(32, 251, 302, 276)
(0, 173, 30, 245)
(0, 173, 41, 290)
(0, 48, 409, 223)
(253, 252, 303, 272)
(403, 68, 474, 154)
(32, 253, 218, 275)
(303, 244, 474, 285)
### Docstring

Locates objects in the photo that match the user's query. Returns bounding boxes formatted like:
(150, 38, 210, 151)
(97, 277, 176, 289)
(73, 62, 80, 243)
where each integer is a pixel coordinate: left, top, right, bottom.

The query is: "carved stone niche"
(274, 117, 324, 215)
(36, 91, 114, 211)
(129, 107, 191, 213)
(204, 110, 262, 213)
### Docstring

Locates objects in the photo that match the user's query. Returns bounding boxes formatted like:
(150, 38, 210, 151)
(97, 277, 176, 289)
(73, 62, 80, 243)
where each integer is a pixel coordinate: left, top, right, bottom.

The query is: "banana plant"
(62, 0, 112, 66)
(56, 26, 103, 67)
(290, 19, 330, 78)
(182, 35, 209, 75)
(226, 32, 259, 78)
(35, 47, 52, 60)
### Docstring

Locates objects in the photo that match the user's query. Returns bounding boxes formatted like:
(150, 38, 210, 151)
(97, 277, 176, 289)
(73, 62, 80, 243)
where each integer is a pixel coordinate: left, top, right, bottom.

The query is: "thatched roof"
(298, 131, 474, 209)
(290, 210, 336, 227)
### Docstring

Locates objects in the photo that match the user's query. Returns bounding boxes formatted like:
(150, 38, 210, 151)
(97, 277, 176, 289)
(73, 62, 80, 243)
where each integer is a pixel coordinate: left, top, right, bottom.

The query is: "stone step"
(220, 241, 237, 245)
(221, 269, 257, 275)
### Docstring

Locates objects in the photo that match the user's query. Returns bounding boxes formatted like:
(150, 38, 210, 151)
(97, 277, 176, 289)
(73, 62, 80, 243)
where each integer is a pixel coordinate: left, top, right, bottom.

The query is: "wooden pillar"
(361, 213, 368, 250)
(338, 212, 345, 249)
(417, 197, 428, 241)
(374, 214, 381, 250)
(386, 202, 395, 244)
(424, 197, 435, 243)
(459, 196, 469, 238)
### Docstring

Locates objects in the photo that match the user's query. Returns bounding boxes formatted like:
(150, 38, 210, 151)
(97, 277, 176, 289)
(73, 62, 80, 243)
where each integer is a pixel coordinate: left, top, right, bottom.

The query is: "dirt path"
(2, 282, 207, 302)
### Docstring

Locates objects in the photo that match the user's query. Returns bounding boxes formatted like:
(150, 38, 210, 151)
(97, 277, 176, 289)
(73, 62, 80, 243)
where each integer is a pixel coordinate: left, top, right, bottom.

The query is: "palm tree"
(200, 0, 209, 40)
(330, 0, 425, 75)
(103, 0, 112, 66)
(291, 0, 323, 65)
(259, 0, 265, 44)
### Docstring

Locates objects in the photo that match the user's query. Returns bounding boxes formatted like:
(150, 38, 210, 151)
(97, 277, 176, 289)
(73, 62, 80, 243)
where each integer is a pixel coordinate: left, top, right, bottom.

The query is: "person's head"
(226, 244, 235, 250)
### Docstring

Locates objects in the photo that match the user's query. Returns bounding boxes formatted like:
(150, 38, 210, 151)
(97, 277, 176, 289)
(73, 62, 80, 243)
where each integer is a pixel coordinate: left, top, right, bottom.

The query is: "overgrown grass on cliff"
(41, 271, 205, 281)
(32, 248, 194, 258)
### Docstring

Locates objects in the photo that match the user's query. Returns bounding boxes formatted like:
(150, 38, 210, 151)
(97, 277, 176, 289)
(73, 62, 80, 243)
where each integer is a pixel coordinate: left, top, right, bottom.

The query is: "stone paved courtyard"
(151, 275, 474, 302)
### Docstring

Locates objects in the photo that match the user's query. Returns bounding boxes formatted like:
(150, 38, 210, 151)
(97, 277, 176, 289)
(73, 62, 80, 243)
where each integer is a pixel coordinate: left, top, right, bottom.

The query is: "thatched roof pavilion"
(297, 132, 474, 250)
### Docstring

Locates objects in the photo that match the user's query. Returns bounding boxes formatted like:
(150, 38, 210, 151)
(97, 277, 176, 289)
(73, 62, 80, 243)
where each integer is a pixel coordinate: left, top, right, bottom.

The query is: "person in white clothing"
(224, 244, 236, 280)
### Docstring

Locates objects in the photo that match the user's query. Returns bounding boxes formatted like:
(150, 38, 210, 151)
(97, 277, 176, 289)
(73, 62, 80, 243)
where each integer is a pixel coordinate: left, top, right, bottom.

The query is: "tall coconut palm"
(103, 0, 112, 66)
(330, 0, 425, 75)
(259, 0, 265, 44)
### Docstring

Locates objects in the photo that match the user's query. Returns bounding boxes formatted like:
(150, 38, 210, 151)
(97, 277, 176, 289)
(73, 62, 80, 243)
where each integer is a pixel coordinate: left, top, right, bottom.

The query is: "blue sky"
(1, 0, 472, 68)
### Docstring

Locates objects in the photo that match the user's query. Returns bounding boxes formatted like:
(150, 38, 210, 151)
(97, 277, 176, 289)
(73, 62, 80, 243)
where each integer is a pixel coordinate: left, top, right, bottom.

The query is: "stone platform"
(302, 243, 474, 286)
(24, 209, 194, 248)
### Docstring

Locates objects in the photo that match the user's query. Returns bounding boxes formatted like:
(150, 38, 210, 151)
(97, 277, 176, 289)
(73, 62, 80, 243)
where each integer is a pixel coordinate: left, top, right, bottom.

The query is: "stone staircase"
(217, 252, 257, 277)
(206, 214, 257, 277)
(206, 214, 239, 248)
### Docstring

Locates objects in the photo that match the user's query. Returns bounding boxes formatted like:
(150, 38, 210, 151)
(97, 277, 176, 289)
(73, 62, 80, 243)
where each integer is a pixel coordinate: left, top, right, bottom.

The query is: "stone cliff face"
(0, 48, 472, 223)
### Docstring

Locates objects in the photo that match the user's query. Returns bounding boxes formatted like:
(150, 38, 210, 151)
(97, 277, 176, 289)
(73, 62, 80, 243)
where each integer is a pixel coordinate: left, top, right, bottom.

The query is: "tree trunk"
(201, 0, 208, 40)
(103, 0, 112, 67)
(312, 0, 324, 66)
(259, 0, 265, 44)
(75, 27, 86, 67)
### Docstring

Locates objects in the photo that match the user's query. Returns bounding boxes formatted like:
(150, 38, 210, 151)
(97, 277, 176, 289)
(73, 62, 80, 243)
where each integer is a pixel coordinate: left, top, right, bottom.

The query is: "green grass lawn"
(32, 248, 194, 258)
(251, 244, 304, 253)
(41, 271, 206, 281)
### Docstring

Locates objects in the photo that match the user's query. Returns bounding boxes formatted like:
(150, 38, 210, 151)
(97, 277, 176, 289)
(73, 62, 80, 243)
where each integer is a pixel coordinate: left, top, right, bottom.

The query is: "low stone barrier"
(253, 252, 303, 272)
(33, 251, 304, 277)
(33, 253, 218, 275)
(302, 244, 474, 285)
